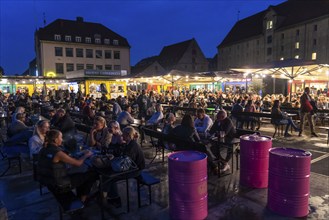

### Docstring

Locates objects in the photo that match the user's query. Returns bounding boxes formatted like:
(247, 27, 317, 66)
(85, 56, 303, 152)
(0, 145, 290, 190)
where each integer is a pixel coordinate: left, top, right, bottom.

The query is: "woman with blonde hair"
(88, 116, 111, 149)
(28, 120, 50, 159)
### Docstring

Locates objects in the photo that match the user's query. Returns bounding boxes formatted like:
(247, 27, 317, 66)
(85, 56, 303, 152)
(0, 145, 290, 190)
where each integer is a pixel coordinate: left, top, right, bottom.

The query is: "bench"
(0, 142, 25, 177)
(136, 171, 160, 208)
(142, 127, 166, 164)
(47, 186, 85, 220)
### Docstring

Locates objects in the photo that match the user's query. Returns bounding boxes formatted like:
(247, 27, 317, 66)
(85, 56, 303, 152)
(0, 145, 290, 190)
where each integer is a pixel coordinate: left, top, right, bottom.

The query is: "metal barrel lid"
(168, 151, 207, 162)
(269, 147, 312, 158)
(240, 134, 272, 142)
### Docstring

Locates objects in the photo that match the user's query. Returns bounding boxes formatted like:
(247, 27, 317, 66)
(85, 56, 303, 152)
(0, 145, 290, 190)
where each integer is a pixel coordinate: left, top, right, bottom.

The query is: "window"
(267, 35, 272, 44)
(86, 49, 93, 58)
(55, 63, 64, 74)
(76, 63, 84, 70)
(114, 51, 120, 59)
(192, 58, 196, 64)
(66, 63, 74, 72)
(295, 42, 300, 49)
(281, 33, 284, 39)
(313, 39, 317, 46)
(86, 64, 94, 70)
(104, 39, 110, 45)
(281, 46, 284, 52)
(280, 57, 284, 60)
(266, 20, 273, 29)
(295, 55, 299, 59)
(55, 47, 63, 56)
(96, 50, 103, 58)
(114, 65, 121, 70)
(296, 29, 300, 36)
(113, 40, 119, 45)
(85, 37, 91, 43)
(96, 65, 103, 70)
(76, 48, 83, 57)
(105, 65, 112, 70)
(312, 52, 317, 60)
(256, 40, 259, 46)
(75, 36, 81, 42)
(95, 38, 101, 44)
(54, 34, 61, 41)
(267, 47, 272, 55)
(65, 48, 73, 57)
(314, 25, 317, 31)
(105, 50, 112, 59)
(65, 36, 71, 42)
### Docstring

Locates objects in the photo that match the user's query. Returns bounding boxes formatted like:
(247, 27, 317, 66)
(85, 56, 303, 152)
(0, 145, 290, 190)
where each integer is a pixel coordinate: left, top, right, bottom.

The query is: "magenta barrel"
(168, 151, 208, 220)
(267, 148, 312, 217)
(239, 135, 272, 188)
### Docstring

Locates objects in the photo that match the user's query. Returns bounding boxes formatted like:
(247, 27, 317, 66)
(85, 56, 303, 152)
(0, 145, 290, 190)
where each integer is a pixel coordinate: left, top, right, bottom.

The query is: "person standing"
(299, 87, 318, 137)
(136, 90, 149, 119)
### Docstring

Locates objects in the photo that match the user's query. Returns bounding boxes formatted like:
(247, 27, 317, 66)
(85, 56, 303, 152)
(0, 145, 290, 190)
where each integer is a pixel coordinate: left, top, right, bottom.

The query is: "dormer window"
(85, 37, 91, 43)
(75, 36, 81, 42)
(266, 20, 273, 30)
(113, 40, 119, 45)
(95, 38, 101, 44)
(65, 36, 71, 42)
(54, 34, 61, 41)
(104, 39, 110, 45)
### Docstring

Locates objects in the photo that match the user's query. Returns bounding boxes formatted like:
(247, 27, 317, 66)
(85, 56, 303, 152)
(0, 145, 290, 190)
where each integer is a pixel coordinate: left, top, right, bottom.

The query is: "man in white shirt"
(194, 108, 213, 137)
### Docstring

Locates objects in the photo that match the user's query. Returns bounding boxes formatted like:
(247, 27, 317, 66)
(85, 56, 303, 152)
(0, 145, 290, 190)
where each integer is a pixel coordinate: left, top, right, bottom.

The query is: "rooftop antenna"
(43, 12, 46, 27)
(237, 10, 240, 21)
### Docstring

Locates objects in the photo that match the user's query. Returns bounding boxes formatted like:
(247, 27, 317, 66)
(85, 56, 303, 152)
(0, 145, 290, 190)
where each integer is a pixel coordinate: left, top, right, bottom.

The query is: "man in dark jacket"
(52, 108, 76, 143)
(209, 110, 236, 173)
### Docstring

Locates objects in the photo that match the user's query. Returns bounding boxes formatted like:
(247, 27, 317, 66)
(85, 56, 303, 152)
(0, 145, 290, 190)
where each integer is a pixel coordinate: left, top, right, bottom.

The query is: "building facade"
(217, 0, 329, 70)
(35, 17, 131, 78)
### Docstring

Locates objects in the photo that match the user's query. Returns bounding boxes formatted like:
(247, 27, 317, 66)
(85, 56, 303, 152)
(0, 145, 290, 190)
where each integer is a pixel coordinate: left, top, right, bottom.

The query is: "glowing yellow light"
(46, 72, 56, 77)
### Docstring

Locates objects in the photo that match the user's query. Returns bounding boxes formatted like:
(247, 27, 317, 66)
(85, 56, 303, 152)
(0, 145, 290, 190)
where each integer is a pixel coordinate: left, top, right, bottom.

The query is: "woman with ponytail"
(28, 120, 50, 159)
(38, 129, 98, 203)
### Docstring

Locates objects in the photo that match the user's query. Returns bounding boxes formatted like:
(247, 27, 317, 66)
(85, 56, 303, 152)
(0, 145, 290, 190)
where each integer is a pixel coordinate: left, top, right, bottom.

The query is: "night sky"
(0, 0, 286, 75)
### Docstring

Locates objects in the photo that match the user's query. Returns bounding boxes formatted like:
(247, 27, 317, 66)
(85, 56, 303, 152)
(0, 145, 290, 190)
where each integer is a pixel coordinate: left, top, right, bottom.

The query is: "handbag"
(111, 155, 137, 172)
(91, 154, 114, 169)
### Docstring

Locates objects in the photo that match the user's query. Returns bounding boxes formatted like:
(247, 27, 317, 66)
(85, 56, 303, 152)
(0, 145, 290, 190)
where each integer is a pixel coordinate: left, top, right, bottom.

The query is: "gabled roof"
(131, 56, 159, 74)
(219, 0, 329, 47)
(36, 18, 130, 47)
(158, 38, 194, 69)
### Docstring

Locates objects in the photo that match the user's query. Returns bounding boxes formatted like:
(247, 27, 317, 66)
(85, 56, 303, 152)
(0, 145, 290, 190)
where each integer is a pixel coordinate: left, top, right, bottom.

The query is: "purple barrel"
(267, 148, 312, 217)
(168, 151, 208, 220)
(240, 134, 272, 188)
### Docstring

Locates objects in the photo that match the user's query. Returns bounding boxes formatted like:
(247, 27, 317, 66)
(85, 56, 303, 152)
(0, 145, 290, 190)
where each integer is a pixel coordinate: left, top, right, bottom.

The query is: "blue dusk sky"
(0, 0, 286, 75)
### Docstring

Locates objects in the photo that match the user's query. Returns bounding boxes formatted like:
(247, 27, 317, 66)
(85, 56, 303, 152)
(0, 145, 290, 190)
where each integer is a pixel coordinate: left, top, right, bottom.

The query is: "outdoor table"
(72, 148, 140, 218)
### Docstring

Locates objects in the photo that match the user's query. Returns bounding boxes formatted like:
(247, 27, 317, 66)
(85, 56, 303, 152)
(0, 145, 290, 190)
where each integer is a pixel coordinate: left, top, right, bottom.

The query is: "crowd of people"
(0, 86, 325, 205)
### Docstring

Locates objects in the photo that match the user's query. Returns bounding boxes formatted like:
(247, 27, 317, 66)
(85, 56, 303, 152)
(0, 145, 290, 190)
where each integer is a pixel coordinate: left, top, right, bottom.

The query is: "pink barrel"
(267, 148, 312, 217)
(239, 134, 272, 188)
(168, 151, 208, 220)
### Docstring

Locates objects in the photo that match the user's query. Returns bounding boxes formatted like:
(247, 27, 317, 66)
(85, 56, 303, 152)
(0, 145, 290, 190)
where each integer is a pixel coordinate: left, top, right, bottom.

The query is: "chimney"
(76, 17, 84, 22)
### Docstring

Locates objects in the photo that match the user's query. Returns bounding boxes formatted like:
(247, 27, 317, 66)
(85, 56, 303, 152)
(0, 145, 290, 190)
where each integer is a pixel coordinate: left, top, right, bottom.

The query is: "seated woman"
(37, 130, 98, 203)
(88, 116, 112, 149)
(106, 126, 145, 207)
(169, 114, 218, 174)
(107, 121, 124, 155)
(271, 100, 300, 137)
(28, 120, 50, 159)
(170, 114, 200, 144)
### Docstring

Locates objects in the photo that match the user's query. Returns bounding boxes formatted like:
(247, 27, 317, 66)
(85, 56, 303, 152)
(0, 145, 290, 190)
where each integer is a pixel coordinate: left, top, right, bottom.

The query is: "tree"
(250, 79, 266, 96)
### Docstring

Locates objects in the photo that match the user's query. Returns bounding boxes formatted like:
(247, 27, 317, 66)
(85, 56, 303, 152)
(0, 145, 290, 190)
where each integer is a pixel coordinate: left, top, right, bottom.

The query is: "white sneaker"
(221, 163, 230, 172)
